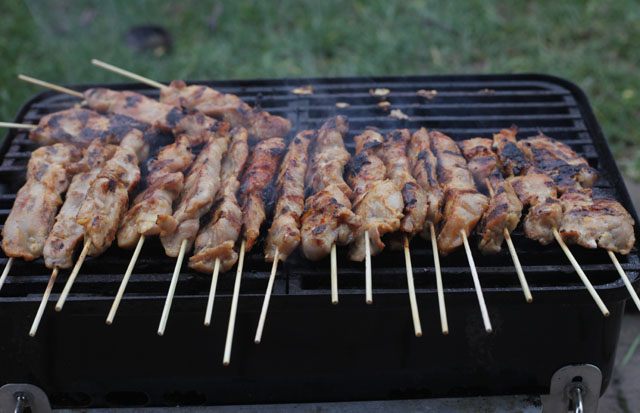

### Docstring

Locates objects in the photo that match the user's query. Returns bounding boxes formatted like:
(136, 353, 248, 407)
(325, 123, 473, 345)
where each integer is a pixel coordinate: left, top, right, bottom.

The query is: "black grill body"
(0, 74, 638, 408)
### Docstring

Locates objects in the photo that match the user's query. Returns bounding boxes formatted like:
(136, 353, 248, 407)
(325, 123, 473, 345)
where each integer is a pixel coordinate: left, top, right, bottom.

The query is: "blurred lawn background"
(0, 0, 638, 179)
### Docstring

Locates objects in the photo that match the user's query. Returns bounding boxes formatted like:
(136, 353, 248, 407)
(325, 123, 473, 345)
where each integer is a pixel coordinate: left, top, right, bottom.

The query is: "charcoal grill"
(0, 74, 638, 409)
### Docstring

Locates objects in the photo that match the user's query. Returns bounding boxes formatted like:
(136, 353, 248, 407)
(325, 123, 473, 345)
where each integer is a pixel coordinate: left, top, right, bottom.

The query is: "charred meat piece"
(29, 108, 148, 147)
(408, 128, 444, 229)
(26, 143, 82, 195)
(161, 136, 229, 257)
(172, 111, 230, 146)
(458, 138, 498, 194)
(190, 127, 249, 273)
(44, 140, 117, 269)
(345, 129, 386, 204)
(430, 131, 489, 254)
(301, 184, 362, 261)
(238, 137, 287, 252)
(265, 130, 312, 262)
(492, 126, 532, 176)
(161, 80, 291, 139)
(305, 116, 353, 199)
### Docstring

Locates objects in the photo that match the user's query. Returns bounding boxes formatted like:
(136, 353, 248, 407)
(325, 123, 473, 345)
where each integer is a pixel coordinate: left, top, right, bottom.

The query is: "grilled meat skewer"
(408, 128, 444, 232)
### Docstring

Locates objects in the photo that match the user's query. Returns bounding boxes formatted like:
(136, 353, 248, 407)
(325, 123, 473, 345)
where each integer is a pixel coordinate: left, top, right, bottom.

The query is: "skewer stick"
(608, 250, 640, 312)
(460, 229, 492, 333)
(0, 257, 13, 292)
(552, 228, 609, 316)
(365, 231, 373, 304)
(330, 244, 338, 304)
(157, 238, 188, 336)
(106, 235, 145, 325)
(56, 239, 91, 311)
(0, 122, 36, 130)
(29, 267, 58, 337)
(204, 258, 221, 326)
(18, 74, 84, 98)
(91, 59, 167, 90)
(255, 248, 279, 344)
(404, 237, 422, 337)
(223, 239, 246, 366)
(485, 179, 531, 303)
(430, 223, 448, 334)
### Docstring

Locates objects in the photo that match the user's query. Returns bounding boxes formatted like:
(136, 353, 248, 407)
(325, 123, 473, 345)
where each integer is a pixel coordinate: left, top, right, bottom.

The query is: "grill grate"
(0, 74, 638, 303)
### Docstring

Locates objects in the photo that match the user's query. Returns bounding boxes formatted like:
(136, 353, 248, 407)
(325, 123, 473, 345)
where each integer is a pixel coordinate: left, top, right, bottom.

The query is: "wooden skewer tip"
(255, 249, 279, 344)
(55, 239, 91, 311)
(204, 257, 221, 327)
(365, 231, 373, 304)
(157, 238, 188, 336)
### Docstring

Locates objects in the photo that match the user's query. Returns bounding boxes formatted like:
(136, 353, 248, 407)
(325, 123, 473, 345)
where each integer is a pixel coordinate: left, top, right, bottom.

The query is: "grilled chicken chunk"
(520, 134, 599, 192)
(265, 130, 312, 262)
(160, 80, 291, 139)
(2, 143, 81, 261)
(190, 127, 250, 273)
(345, 128, 386, 204)
(44, 141, 117, 269)
(301, 184, 362, 261)
(305, 116, 353, 199)
(458, 138, 498, 194)
(382, 129, 428, 236)
(493, 126, 530, 176)
(238, 137, 287, 252)
(408, 128, 444, 230)
(430, 131, 489, 254)
(161, 135, 230, 257)
(29, 108, 147, 147)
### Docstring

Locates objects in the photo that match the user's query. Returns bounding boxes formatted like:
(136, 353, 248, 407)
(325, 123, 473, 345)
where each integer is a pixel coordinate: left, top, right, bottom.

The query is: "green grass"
(1, 0, 639, 177)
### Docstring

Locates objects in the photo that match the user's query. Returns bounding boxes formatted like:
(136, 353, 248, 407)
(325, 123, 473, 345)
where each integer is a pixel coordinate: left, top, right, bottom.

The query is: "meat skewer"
(188, 127, 249, 326)
(493, 127, 610, 316)
(157, 130, 230, 335)
(520, 133, 637, 310)
(458, 137, 531, 303)
(430, 130, 492, 332)
(0, 143, 81, 291)
(255, 130, 312, 343)
(91, 59, 292, 139)
(301, 116, 359, 304)
(224, 137, 287, 365)
(55, 128, 150, 311)
(106, 134, 195, 325)
(408, 128, 448, 334)
(30, 140, 118, 336)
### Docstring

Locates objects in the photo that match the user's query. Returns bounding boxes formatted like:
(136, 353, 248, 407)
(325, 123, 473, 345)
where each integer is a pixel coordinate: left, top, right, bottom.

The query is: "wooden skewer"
(255, 248, 280, 344)
(460, 229, 492, 333)
(106, 235, 145, 325)
(430, 223, 448, 335)
(485, 179, 532, 303)
(18, 74, 84, 98)
(223, 239, 246, 366)
(55, 239, 91, 311)
(29, 267, 58, 337)
(608, 250, 640, 312)
(330, 244, 338, 305)
(365, 231, 373, 304)
(0, 257, 13, 293)
(404, 236, 422, 337)
(552, 228, 610, 316)
(204, 257, 221, 326)
(157, 238, 188, 336)
(91, 59, 167, 90)
(0, 122, 36, 130)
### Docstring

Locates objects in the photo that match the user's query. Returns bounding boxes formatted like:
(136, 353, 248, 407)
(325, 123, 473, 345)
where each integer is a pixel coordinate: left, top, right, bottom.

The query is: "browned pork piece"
(430, 131, 489, 255)
(264, 130, 312, 262)
(76, 129, 149, 256)
(460, 138, 523, 254)
(117, 135, 195, 248)
(2, 144, 81, 261)
(408, 128, 444, 234)
(305, 116, 353, 200)
(493, 127, 563, 245)
(346, 129, 403, 262)
(189, 127, 249, 273)
(44, 140, 118, 269)
(237, 137, 287, 252)
(160, 80, 291, 139)
(29, 108, 148, 147)
(160, 127, 231, 257)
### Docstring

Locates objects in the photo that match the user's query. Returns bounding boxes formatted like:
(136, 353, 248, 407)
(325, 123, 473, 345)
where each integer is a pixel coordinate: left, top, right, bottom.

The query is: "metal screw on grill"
(13, 393, 28, 413)
(568, 385, 584, 413)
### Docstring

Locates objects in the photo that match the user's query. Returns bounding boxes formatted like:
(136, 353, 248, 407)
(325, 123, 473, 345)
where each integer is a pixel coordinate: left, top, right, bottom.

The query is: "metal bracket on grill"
(0, 383, 51, 413)
(541, 364, 602, 413)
